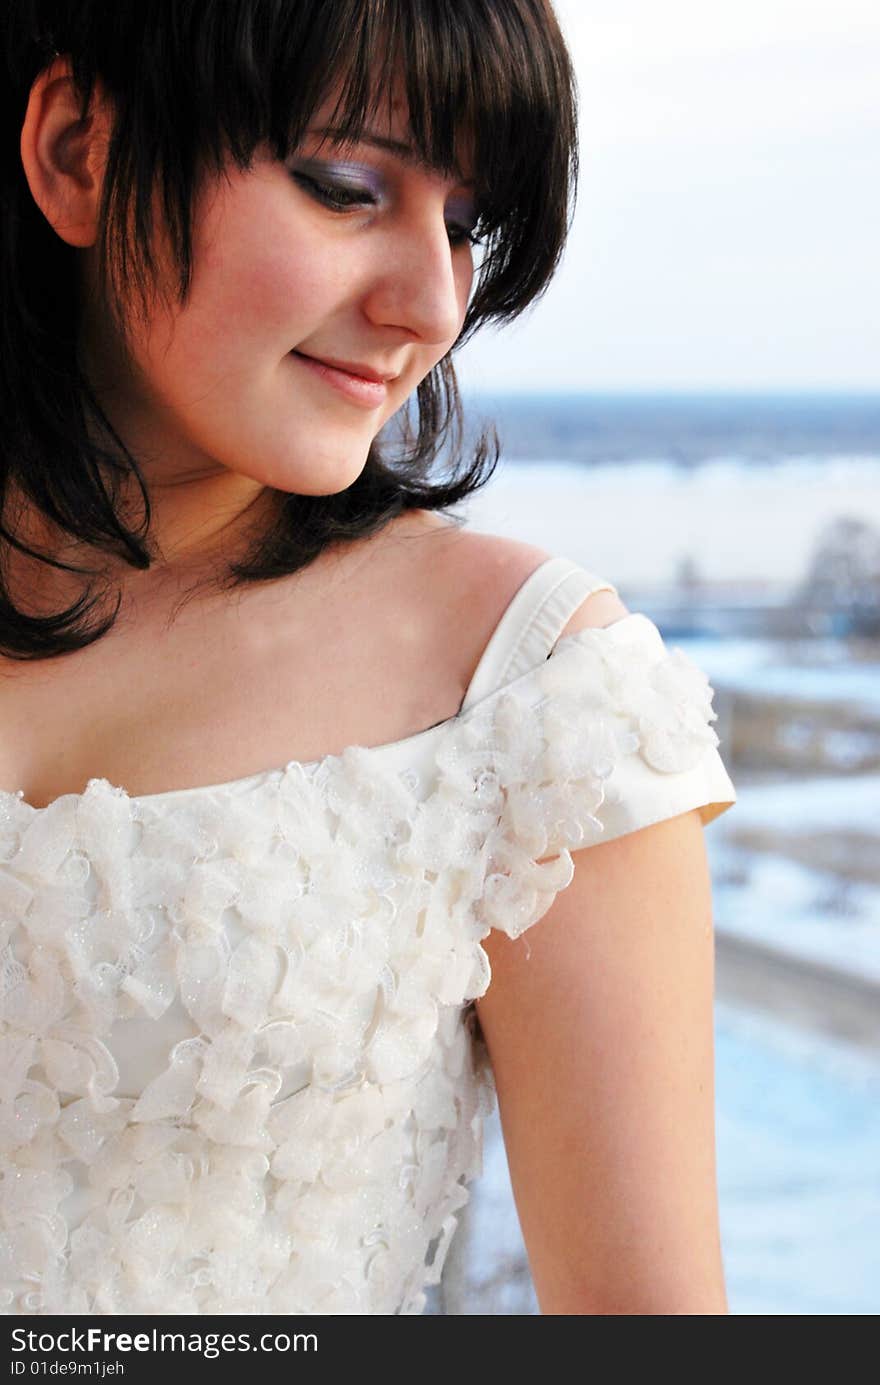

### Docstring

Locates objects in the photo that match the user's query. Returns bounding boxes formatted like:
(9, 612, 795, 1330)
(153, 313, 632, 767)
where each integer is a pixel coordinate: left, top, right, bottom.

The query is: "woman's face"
(79, 80, 479, 501)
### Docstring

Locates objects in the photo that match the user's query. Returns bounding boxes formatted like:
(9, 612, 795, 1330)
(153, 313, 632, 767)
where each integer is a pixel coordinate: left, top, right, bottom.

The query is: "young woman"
(0, 1, 736, 1315)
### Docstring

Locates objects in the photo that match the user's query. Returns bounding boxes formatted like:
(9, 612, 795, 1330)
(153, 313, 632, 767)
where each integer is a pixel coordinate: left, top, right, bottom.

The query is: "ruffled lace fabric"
(0, 619, 732, 1315)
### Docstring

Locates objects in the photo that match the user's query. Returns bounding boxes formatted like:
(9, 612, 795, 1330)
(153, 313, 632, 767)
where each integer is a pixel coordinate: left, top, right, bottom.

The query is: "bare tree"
(792, 516, 880, 631)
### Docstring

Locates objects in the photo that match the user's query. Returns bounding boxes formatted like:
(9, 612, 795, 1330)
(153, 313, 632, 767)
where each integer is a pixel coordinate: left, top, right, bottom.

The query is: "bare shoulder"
(407, 516, 632, 639)
(376, 512, 632, 711)
(410, 521, 553, 640)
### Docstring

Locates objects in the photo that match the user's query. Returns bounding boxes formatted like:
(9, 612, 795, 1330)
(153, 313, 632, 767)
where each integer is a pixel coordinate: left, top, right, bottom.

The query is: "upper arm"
(474, 808, 727, 1315)
(472, 589, 728, 1316)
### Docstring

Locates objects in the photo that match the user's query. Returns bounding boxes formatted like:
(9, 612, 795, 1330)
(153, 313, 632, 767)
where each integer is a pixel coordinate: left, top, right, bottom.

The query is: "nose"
(361, 204, 468, 347)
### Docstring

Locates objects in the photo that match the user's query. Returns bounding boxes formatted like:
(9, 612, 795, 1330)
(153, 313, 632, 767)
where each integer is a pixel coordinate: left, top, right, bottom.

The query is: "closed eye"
(292, 171, 376, 212)
(292, 170, 483, 248)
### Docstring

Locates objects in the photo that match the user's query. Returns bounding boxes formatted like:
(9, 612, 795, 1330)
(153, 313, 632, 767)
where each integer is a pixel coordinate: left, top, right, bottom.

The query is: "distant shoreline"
(452, 392, 880, 467)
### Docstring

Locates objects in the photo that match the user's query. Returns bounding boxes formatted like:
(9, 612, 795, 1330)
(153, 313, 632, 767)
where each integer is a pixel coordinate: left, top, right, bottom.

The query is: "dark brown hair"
(1, 0, 579, 659)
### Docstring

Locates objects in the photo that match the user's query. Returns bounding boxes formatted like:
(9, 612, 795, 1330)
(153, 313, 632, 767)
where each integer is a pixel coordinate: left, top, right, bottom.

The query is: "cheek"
(137, 251, 340, 413)
(186, 246, 324, 357)
(180, 182, 348, 362)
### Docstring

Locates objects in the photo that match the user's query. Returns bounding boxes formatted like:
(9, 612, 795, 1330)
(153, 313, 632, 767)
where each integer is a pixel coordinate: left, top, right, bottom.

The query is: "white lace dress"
(0, 556, 736, 1315)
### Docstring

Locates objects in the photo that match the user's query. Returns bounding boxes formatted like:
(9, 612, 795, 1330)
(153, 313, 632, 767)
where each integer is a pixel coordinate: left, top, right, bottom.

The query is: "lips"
(294, 352, 395, 384)
(290, 350, 391, 409)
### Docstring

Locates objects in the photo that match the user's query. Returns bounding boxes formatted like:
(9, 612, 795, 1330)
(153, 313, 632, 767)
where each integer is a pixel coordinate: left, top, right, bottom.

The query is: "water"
(460, 391, 880, 467)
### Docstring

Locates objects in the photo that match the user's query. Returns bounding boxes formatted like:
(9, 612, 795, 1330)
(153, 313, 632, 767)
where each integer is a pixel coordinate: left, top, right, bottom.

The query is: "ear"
(18, 54, 114, 249)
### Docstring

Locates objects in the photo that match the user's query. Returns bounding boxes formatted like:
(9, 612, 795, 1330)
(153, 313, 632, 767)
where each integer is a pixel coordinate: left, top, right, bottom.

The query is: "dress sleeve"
(471, 613, 737, 941)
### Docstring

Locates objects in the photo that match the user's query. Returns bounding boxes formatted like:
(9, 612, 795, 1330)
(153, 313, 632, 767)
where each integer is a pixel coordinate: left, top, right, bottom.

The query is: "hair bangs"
(256, 0, 579, 344)
(11, 3, 576, 335)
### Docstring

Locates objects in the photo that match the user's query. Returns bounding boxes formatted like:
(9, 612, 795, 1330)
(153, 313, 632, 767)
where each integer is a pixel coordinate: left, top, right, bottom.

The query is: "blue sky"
(457, 0, 880, 394)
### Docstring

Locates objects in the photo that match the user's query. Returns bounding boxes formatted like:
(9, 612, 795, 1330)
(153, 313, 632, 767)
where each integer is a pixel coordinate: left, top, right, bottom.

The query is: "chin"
(263, 444, 372, 498)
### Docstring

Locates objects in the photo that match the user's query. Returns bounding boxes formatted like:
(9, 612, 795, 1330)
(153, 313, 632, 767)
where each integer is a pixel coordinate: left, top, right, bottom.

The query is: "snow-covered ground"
(684, 636, 880, 714)
(714, 1000, 880, 1316)
(705, 776, 880, 984)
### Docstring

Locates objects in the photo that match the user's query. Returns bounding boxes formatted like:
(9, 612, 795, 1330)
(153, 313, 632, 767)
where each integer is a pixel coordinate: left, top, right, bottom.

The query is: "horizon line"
(459, 386, 880, 399)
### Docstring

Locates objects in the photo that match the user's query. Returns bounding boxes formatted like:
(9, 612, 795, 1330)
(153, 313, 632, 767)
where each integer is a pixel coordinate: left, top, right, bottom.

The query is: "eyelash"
(292, 171, 484, 248)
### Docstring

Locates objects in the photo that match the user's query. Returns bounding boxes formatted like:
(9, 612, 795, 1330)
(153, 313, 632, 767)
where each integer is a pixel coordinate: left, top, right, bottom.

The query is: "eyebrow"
(307, 126, 474, 188)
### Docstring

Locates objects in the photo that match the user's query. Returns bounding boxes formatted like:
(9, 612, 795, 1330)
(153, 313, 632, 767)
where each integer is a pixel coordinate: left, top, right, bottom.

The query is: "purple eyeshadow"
(296, 158, 385, 197)
(446, 194, 478, 228)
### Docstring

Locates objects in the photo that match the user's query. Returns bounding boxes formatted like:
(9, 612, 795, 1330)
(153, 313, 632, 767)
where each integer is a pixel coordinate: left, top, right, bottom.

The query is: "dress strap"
(459, 556, 619, 713)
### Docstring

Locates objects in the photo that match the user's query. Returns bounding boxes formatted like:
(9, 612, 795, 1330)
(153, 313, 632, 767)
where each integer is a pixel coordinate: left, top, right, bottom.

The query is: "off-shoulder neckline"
(2, 613, 655, 815)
